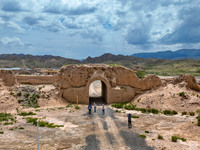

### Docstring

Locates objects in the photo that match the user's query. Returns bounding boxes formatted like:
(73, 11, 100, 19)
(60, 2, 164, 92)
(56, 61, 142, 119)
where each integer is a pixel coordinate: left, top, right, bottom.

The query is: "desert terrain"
(0, 76, 200, 150)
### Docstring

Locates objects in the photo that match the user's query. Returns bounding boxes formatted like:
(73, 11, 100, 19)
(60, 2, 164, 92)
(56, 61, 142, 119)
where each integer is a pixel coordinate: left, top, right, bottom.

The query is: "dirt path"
(84, 106, 154, 150)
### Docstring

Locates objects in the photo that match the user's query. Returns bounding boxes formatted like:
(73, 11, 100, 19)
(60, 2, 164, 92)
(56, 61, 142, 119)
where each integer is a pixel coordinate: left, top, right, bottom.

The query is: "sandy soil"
(1, 78, 200, 149)
(1, 105, 200, 150)
(132, 81, 200, 113)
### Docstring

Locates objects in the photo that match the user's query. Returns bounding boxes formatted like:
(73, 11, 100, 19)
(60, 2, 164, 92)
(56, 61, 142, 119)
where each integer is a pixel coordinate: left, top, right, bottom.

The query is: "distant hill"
(132, 49, 200, 59)
(0, 54, 80, 68)
(83, 53, 145, 63)
(82, 53, 148, 68)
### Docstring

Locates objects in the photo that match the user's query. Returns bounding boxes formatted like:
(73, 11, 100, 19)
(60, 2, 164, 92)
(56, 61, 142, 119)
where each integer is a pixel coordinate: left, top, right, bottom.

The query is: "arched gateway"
(55, 64, 162, 104)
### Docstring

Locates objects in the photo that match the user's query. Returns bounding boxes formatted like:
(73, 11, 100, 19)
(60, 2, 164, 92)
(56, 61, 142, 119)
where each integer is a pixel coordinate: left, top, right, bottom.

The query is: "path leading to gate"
(84, 106, 154, 150)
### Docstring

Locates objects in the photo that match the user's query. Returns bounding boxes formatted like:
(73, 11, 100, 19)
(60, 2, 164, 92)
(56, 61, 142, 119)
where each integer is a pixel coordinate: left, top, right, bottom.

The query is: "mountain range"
(132, 49, 200, 59)
(0, 49, 200, 69)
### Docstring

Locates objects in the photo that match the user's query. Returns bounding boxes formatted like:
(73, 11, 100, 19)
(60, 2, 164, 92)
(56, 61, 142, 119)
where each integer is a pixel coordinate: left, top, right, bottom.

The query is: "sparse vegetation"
(163, 110, 177, 116)
(111, 102, 127, 109)
(132, 115, 139, 118)
(147, 108, 159, 114)
(18, 127, 24, 130)
(136, 71, 146, 79)
(158, 135, 163, 140)
(18, 112, 36, 116)
(18, 93, 40, 108)
(182, 112, 187, 115)
(196, 115, 200, 126)
(66, 104, 73, 108)
(108, 64, 121, 67)
(24, 93, 30, 98)
(0, 113, 15, 122)
(75, 105, 80, 109)
(124, 104, 136, 110)
(139, 134, 146, 138)
(16, 92, 22, 97)
(171, 136, 186, 142)
(189, 112, 195, 116)
(179, 92, 185, 97)
(3, 122, 14, 125)
(145, 131, 150, 133)
(26, 117, 63, 128)
(115, 110, 121, 113)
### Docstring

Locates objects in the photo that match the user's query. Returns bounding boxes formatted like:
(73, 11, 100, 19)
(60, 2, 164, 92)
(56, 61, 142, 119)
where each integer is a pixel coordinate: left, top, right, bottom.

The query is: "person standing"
(102, 104, 105, 115)
(88, 104, 92, 114)
(127, 113, 132, 128)
(94, 103, 97, 112)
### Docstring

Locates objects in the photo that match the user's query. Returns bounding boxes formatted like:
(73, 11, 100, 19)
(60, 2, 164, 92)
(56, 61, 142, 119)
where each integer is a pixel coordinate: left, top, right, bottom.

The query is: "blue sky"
(0, 0, 200, 59)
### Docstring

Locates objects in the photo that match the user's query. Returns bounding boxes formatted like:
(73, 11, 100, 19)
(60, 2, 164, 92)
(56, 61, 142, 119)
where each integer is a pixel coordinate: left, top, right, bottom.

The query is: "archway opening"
(89, 80, 107, 105)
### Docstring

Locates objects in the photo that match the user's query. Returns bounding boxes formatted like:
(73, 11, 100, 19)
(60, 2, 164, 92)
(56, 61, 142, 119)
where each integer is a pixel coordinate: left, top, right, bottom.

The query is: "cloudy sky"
(0, 0, 200, 59)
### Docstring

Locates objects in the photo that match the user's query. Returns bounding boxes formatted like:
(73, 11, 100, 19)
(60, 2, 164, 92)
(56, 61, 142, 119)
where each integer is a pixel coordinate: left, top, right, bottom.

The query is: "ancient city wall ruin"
(55, 64, 162, 104)
(1, 65, 200, 104)
(16, 75, 55, 85)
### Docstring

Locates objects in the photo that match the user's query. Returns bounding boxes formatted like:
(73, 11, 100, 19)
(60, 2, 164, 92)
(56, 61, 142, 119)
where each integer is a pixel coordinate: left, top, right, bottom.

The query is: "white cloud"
(0, 0, 199, 58)
(1, 36, 24, 46)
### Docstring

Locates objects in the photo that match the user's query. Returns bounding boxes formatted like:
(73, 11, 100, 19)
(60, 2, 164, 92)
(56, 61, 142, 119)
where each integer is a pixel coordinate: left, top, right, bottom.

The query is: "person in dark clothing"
(88, 104, 92, 114)
(94, 103, 97, 112)
(127, 113, 132, 128)
(102, 104, 105, 115)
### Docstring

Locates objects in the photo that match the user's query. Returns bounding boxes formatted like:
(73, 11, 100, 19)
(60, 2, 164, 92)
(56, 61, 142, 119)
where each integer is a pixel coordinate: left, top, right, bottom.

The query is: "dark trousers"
(128, 120, 132, 128)
(94, 107, 96, 112)
(102, 109, 105, 115)
(89, 109, 91, 114)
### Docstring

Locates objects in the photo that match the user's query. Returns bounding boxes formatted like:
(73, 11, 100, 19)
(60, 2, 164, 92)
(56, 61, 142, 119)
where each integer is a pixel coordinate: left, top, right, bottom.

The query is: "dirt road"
(83, 106, 153, 150)
(1, 105, 200, 149)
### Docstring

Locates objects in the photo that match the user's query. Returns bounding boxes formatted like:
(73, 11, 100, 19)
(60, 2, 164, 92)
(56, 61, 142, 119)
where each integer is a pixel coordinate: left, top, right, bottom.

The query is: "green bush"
(197, 115, 200, 126)
(18, 127, 24, 130)
(26, 117, 63, 128)
(16, 92, 22, 97)
(182, 112, 187, 115)
(145, 131, 150, 133)
(171, 136, 178, 142)
(75, 105, 80, 109)
(189, 112, 195, 116)
(171, 136, 186, 142)
(115, 110, 121, 113)
(163, 110, 177, 116)
(66, 104, 73, 108)
(124, 104, 136, 110)
(26, 117, 38, 125)
(158, 135, 163, 140)
(3, 122, 13, 125)
(18, 100, 24, 103)
(111, 102, 127, 109)
(197, 120, 200, 126)
(132, 116, 139, 118)
(0, 131, 3, 134)
(18, 112, 36, 116)
(138, 108, 147, 113)
(147, 108, 159, 114)
(0, 113, 15, 122)
(136, 71, 146, 79)
(24, 93, 30, 98)
(196, 110, 200, 115)
(38, 121, 47, 127)
(179, 92, 185, 97)
(139, 134, 146, 138)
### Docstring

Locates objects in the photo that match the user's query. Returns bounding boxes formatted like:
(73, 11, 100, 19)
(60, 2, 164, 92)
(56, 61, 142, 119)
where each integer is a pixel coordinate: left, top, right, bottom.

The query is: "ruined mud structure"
(55, 64, 162, 104)
(1, 64, 200, 104)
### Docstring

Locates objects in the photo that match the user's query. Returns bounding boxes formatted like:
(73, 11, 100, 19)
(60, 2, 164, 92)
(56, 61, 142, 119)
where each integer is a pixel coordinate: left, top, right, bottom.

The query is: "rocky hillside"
(0, 54, 80, 68)
(132, 49, 200, 59)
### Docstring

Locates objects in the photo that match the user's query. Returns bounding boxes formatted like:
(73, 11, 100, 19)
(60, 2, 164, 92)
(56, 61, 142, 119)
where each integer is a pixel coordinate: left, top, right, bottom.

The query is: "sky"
(0, 0, 200, 59)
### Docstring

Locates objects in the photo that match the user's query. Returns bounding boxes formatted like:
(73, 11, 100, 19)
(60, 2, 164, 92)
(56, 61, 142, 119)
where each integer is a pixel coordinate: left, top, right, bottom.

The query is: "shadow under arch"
(86, 76, 111, 105)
